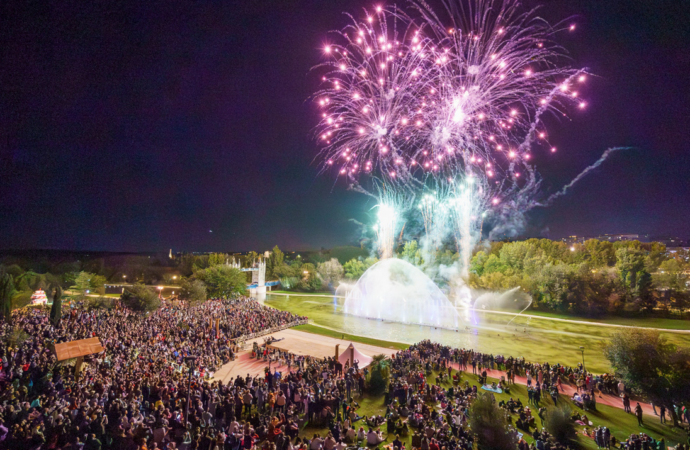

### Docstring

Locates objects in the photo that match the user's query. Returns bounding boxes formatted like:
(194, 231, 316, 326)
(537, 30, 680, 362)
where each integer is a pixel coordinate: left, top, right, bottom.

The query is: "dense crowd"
(0, 299, 686, 450)
(0, 297, 304, 449)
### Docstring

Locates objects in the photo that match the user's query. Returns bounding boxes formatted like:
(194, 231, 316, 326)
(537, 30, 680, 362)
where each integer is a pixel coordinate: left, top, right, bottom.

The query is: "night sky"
(1, 0, 689, 252)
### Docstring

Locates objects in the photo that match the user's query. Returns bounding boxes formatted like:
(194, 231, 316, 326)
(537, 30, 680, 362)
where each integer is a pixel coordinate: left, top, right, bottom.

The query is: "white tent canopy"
(338, 343, 373, 368)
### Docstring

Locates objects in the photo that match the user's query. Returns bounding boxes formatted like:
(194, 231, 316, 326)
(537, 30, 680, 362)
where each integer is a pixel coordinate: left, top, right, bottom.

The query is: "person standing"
(635, 403, 644, 426)
(623, 394, 631, 413)
(659, 405, 666, 424)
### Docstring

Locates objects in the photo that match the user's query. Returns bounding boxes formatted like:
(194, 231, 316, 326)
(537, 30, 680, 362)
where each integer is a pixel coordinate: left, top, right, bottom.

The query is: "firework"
(315, 0, 587, 191)
(313, 0, 592, 266)
(313, 6, 450, 187)
(411, 0, 588, 191)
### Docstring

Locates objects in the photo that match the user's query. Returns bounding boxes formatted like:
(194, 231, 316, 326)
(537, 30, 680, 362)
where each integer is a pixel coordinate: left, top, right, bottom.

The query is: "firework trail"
(539, 147, 630, 206)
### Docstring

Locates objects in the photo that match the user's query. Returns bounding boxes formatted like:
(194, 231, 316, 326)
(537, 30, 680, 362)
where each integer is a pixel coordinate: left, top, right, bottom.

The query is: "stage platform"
(211, 328, 397, 384)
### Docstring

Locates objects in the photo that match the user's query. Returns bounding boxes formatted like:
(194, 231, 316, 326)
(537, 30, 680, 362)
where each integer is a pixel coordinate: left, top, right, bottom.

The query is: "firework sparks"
(313, 0, 597, 266)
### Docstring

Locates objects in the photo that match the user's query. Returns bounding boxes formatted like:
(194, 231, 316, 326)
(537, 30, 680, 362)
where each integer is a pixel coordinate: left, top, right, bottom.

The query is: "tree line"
(467, 238, 688, 316)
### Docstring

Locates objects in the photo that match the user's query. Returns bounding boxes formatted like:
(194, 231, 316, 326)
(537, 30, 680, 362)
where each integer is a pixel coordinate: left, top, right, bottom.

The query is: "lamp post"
(184, 356, 197, 424)
(579, 346, 586, 372)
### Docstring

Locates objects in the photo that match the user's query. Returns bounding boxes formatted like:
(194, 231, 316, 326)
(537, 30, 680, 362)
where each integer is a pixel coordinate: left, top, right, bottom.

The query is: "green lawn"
(270, 290, 335, 296)
(502, 309, 690, 331)
(298, 369, 687, 450)
(267, 294, 690, 373)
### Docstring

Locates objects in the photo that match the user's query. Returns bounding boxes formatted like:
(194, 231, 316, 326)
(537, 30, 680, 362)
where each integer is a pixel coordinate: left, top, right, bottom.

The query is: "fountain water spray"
(375, 203, 398, 259)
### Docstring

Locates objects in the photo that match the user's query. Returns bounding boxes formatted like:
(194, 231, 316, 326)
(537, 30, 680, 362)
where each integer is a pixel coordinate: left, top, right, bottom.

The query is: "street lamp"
(579, 346, 586, 372)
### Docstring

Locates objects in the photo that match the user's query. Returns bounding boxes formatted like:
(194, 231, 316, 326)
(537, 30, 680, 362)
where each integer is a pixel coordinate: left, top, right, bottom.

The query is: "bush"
(180, 279, 207, 305)
(469, 392, 518, 450)
(544, 405, 577, 444)
(121, 284, 160, 312)
(366, 354, 390, 395)
(296, 276, 323, 292)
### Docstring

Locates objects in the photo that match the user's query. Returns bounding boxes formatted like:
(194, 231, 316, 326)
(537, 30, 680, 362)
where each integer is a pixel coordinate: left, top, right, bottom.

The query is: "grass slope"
(266, 294, 690, 373)
(299, 369, 686, 450)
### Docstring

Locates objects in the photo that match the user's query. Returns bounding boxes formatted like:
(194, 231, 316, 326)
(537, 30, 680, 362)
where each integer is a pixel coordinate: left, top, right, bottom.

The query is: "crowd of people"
(0, 298, 686, 450)
(0, 297, 305, 449)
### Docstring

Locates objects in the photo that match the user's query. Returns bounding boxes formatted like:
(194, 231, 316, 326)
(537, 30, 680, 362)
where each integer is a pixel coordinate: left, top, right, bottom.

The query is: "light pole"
(579, 346, 586, 372)
(184, 356, 197, 424)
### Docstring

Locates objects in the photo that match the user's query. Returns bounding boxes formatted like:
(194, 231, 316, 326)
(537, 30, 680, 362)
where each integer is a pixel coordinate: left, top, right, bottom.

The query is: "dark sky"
(1, 0, 689, 252)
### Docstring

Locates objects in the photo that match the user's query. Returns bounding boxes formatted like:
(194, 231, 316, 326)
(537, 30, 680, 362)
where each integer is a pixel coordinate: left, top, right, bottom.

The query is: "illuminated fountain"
(343, 258, 463, 329)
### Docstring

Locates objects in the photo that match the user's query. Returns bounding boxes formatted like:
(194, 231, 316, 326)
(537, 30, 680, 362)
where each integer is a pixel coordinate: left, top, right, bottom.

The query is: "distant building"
(596, 234, 640, 242)
(648, 237, 686, 247)
(562, 235, 588, 245)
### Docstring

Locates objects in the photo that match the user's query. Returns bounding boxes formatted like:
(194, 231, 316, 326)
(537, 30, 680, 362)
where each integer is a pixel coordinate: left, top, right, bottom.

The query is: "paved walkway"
(450, 363, 658, 417)
(212, 339, 657, 421)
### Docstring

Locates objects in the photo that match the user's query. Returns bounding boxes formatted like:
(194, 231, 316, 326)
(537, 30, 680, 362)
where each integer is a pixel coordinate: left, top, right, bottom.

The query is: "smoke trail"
(540, 147, 631, 207)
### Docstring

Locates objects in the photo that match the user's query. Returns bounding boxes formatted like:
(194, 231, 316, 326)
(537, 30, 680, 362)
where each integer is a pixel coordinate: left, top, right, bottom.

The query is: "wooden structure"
(53, 337, 104, 377)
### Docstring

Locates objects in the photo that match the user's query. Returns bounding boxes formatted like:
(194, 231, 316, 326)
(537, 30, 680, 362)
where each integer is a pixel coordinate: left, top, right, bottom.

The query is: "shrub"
(469, 392, 518, 450)
(544, 404, 577, 444)
(180, 279, 207, 305)
(121, 284, 160, 312)
(366, 354, 390, 395)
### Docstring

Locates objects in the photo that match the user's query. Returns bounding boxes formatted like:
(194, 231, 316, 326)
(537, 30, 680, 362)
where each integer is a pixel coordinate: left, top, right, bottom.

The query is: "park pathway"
(448, 362, 659, 418)
(211, 330, 659, 420)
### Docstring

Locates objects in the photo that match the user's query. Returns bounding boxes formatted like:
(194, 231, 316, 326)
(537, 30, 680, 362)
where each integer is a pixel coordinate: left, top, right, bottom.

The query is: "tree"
(483, 254, 510, 275)
(604, 329, 690, 426)
(194, 266, 247, 298)
(584, 239, 615, 267)
(655, 259, 688, 291)
(343, 259, 366, 280)
(470, 251, 489, 276)
(71, 271, 93, 299)
(0, 274, 16, 323)
(367, 354, 390, 394)
(121, 283, 161, 312)
(615, 248, 645, 289)
(645, 242, 667, 273)
(246, 251, 259, 267)
(343, 257, 378, 280)
(469, 392, 518, 450)
(208, 253, 229, 267)
(317, 258, 344, 286)
(296, 263, 322, 291)
(267, 246, 285, 279)
(544, 405, 576, 444)
(90, 274, 107, 296)
(180, 278, 208, 305)
(50, 285, 63, 325)
(400, 240, 424, 266)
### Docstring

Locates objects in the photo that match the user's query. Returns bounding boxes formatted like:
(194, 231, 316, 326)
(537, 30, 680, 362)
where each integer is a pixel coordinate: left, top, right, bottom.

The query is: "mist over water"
(342, 258, 463, 329)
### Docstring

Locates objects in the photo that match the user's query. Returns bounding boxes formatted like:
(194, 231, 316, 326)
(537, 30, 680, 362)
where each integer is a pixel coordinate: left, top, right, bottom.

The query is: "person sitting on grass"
(366, 428, 385, 446)
(357, 427, 367, 443)
(366, 415, 386, 428)
(395, 419, 409, 436)
(344, 427, 356, 443)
